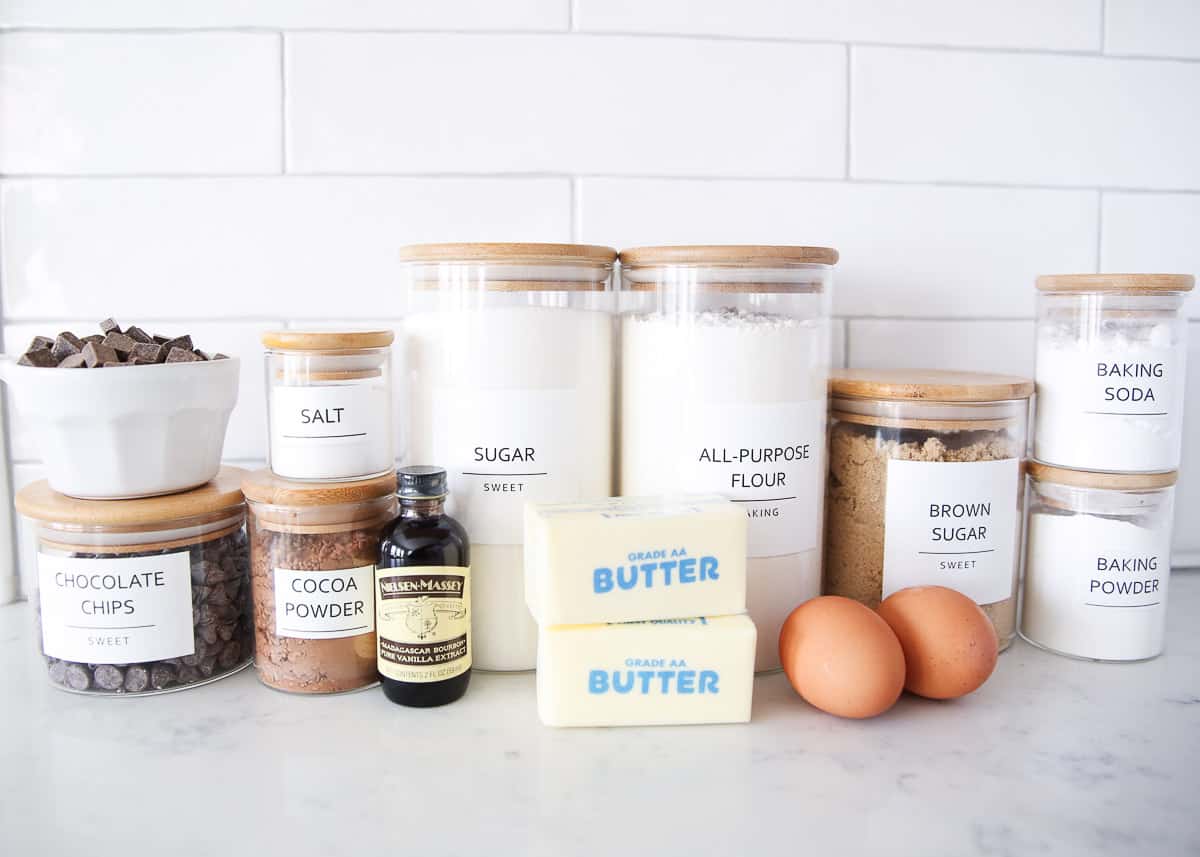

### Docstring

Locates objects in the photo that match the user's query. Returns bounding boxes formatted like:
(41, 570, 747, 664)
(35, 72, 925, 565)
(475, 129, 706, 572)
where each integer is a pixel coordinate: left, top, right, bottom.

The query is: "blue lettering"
(677, 670, 696, 694)
(700, 555, 719, 580)
(659, 559, 676, 584)
(613, 671, 634, 694)
(638, 671, 655, 693)
(593, 567, 613, 594)
(617, 566, 638, 591)
(657, 670, 676, 693)
(699, 670, 719, 694)
(640, 563, 657, 587)
(678, 557, 697, 583)
(588, 670, 608, 694)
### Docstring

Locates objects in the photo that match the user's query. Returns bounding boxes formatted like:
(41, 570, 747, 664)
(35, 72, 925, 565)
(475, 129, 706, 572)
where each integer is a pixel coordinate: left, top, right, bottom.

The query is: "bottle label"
(376, 565, 471, 683)
(37, 550, 195, 664)
(881, 458, 1020, 604)
(273, 565, 375, 639)
(269, 383, 393, 480)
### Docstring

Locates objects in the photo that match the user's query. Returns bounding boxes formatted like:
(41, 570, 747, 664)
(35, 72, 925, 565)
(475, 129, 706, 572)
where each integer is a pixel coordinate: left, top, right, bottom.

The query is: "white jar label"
(434, 388, 577, 544)
(1023, 514, 1169, 660)
(676, 399, 826, 558)
(269, 383, 392, 480)
(273, 565, 376, 639)
(881, 458, 1020, 604)
(1035, 343, 1185, 470)
(37, 550, 194, 663)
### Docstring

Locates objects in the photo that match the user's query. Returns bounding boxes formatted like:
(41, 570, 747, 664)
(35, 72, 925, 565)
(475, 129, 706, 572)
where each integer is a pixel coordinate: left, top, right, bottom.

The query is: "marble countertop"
(2, 574, 1198, 857)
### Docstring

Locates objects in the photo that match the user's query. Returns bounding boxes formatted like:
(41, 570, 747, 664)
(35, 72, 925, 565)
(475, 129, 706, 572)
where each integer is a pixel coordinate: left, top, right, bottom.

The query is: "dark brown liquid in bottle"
(378, 497, 471, 707)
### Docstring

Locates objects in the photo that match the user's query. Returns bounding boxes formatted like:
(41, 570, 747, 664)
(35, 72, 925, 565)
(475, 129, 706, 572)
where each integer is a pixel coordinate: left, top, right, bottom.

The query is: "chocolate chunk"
(58, 353, 87, 369)
(161, 335, 193, 353)
(28, 335, 54, 352)
(124, 665, 150, 693)
(165, 347, 202, 363)
(150, 663, 177, 690)
(195, 350, 212, 361)
(82, 334, 105, 346)
(125, 325, 153, 344)
(212, 353, 230, 360)
(81, 341, 119, 367)
(64, 663, 91, 691)
(93, 664, 125, 691)
(130, 342, 164, 363)
(58, 331, 83, 349)
(18, 348, 57, 368)
(102, 332, 137, 356)
(99, 318, 122, 335)
(51, 334, 82, 362)
(152, 334, 170, 345)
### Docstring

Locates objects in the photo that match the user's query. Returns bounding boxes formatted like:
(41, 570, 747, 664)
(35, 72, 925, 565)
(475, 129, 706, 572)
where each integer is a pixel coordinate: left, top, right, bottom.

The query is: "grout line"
(0, 25, 1198, 63)
(1100, 0, 1108, 54)
(1096, 189, 1106, 271)
(569, 177, 582, 242)
(844, 45, 853, 179)
(279, 32, 288, 174)
(567, 0, 576, 32)
(839, 318, 851, 368)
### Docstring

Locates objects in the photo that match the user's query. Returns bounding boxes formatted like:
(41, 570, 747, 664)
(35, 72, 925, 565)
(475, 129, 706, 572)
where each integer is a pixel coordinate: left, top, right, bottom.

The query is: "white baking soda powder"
(406, 305, 614, 671)
(620, 309, 829, 671)
(1021, 510, 1171, 661)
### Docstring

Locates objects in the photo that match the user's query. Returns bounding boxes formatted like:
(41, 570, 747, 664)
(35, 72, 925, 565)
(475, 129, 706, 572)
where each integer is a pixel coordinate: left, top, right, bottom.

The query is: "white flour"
(1034, 320, 1187, 472)
(620, 308, 829, 671)
(406, 305, 614, 671)
(1021, 510, 1172, 661)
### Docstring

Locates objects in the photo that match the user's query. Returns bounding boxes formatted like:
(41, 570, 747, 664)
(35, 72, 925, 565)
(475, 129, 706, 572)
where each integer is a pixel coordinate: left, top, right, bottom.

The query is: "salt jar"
(1034, 274, 1194, 472)
(401, 243, 617, 672)
(617, 245, 836, 672)
(263, 330, 395, 481)
(1022, 463, 1176, 662)
(823, 369, 1034, 651)
(15, 467, 253, 695)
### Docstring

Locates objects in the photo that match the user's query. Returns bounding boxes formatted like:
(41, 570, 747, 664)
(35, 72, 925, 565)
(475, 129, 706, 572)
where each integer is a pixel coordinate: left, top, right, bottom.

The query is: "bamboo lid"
(241, 469, 397, 507)
(399, 243, 617, 266)
(620, 245, 839, 268)
(1027, 461, 1177, 490)
(16, 467, 247, 526)
(262, 330, 394, 351)
(1036, 274, 1194, 294)
(830, 369, 1035, 402)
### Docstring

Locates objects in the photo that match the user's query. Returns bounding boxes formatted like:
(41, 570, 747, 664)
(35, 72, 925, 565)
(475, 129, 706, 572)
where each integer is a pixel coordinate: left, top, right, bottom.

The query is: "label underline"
(918, 549, 996, 555)
(280, 625, 370, 634)
(461, 472, 548, 477)
(66, 624, 156, 630)
(282, 432, 368, 439)
(1085, 602, 1160, 609)
(730, 496, 798, 503)
(1084, 411, 1167, 417)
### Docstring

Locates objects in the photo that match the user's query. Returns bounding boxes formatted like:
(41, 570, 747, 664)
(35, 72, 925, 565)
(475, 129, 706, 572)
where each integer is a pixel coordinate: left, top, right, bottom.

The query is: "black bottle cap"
(398, 465, 448, 499)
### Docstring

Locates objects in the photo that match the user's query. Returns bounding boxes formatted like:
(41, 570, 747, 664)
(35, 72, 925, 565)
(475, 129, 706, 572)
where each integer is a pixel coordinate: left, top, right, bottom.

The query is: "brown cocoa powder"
(824, 419, 1021, 645)
(249, 518, 386, 693)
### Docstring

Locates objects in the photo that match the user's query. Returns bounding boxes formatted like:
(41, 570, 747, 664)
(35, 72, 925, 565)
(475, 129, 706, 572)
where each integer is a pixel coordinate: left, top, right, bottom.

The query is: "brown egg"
(877, 586, 999, 700)
(778, 596, 906, 719)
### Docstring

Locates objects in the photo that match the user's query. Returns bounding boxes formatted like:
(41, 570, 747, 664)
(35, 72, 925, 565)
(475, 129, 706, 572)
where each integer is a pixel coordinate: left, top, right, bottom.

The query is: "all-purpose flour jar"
(401, 243, 616, 672)
(618, 245, 836, 672)
(1022, 463, 1176, 662)
(1034, 274, 1194, 472)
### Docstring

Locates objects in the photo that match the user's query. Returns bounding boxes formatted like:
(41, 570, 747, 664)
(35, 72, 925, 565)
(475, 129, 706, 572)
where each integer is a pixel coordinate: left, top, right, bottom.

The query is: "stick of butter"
(536, 615, 756, 727)
(524, 495, 748, 626)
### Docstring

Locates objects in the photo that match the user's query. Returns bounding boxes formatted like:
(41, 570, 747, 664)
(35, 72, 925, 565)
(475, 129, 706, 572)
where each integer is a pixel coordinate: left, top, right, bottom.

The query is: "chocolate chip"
(150, 663, 177, 690)
(101, 332, 137, 356)
(125, 325, 153, 344)
(99, 318, 122, 335)
(51, 335, 82, 362)
(81, 341, 119, 367)
(28, 335, 54, 352)
(48, 659, 67, 685)
(165, 347, 202, 363)
(161, 335, 193, 353)
(93, 664, 125, 691)
(124, 665, 150, 693)
(64, 664, 91, 691)
(58, 354, 87, 369)
(18, 348, 57, 368)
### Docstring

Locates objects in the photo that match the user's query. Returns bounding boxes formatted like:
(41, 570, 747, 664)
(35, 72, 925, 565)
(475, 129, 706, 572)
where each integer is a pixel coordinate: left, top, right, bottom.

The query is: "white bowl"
(0, 356, 240, 499)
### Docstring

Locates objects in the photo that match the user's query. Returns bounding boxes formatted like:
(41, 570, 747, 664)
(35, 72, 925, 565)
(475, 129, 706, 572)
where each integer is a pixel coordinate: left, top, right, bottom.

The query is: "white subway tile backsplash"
(1101, 192, 1200, 319)
(846, 319, 1036, 378)
(1105, 0, 1200, 59)
(0, 0, 568, 30)
(577, 0, 1101, 51)
(0, 33, 281, 175)
(1174, 323, 1200, 564)
(581, 179, 1096, 318)
(286, 34, 845, 177)
(0, 177, 571, 320)
(2, 321, 277, 463)
(852, 47, 1200, 190)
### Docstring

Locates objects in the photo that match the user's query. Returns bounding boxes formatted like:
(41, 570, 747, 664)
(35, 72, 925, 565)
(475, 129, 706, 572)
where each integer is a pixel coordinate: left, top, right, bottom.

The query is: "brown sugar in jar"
(242, 470, 396, 693)
(823, 369, 1033, 650)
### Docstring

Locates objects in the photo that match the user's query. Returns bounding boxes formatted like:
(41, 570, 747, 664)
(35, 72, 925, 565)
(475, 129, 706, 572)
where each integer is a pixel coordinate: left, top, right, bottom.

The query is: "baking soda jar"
(1022, 463, 1176, 662)
(617, 245, 836, 672)
(1034, 274, 1194, 472)
(401, 243, 617, 672)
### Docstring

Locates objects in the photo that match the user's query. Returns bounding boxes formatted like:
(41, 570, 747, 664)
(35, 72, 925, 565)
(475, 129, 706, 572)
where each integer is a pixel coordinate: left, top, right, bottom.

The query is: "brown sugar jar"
(242, 469, 396, 693)
(823, 369, 1033, 650)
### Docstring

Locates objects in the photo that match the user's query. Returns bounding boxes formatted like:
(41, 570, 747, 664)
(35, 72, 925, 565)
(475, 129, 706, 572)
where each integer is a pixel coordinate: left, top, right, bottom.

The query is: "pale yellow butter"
(536, 614, 756, 727)
(524, 495, 748, 626)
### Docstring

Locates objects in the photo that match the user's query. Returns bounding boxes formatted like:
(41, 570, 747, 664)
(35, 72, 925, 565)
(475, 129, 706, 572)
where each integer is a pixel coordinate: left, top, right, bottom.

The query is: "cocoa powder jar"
(242, 469, 397, 693)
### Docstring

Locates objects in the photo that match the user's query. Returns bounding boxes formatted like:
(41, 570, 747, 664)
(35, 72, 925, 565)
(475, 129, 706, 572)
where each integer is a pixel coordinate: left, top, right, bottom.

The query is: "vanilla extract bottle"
(376, 466, 471, 707)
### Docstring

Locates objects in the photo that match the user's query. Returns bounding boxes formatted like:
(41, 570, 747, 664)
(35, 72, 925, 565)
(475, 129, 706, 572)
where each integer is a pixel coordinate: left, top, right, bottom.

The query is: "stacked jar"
(400, 243, 617, 672)
(247, 330, 397, 692)
(617, 245, 835, 672)
(1022, 274, 1194, 661)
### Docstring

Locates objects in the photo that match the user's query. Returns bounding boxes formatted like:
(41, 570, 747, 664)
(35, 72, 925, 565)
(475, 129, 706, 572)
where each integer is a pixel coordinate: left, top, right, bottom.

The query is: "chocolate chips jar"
(15, 468, 253, 695)
(241, 469, 397, 694)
